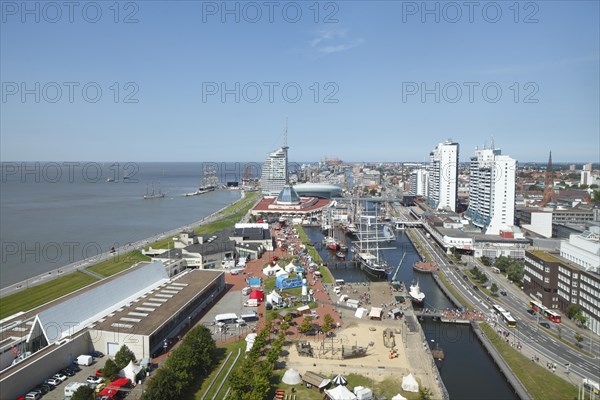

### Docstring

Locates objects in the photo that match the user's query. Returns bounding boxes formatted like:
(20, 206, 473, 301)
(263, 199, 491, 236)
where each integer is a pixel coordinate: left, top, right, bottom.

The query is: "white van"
(64, 382, 88, 397)
(76, 354, 93, 366)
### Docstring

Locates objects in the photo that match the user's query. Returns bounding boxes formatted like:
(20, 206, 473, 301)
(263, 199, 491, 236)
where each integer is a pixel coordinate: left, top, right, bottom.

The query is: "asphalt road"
(408, 225, 600, 383)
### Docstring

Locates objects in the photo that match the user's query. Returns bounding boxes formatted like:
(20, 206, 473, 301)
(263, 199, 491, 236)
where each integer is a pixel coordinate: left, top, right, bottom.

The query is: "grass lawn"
(480, 323, 579, 400)
(87, 250, 150, 277)
(149, 192, 258, 249)
(436, 272, 473, 310)
(189, 340, 246, 400)
(0, 271, 98, 319)
(270, 371, 420, 400)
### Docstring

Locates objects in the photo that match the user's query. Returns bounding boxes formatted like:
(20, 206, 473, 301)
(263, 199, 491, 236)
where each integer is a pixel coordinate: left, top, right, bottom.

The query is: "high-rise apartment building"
(466, 146, 516, 235)
(427, 140, 459, 211)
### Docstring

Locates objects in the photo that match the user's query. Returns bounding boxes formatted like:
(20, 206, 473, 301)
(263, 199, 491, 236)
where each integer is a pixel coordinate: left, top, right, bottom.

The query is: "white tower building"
(427, 139, 459, 212)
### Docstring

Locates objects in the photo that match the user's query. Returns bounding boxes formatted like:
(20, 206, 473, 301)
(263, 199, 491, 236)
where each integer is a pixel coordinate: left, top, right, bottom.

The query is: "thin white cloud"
(309, 29, 364, 55)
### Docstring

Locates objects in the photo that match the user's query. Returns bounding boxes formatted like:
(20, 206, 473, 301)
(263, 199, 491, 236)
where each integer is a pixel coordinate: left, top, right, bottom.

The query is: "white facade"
(261, 146, 288, 196)
(409, 167, 429, 197)
(560, 227, 600, 273)
(521, 211, 553, 238)
(466, 147, 516, 235)
(427, 140, 459, 211)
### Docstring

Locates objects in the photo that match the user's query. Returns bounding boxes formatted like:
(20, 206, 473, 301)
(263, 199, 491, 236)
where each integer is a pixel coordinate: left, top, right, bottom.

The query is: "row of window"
(579, 294, 600, 317)
(525, 257, 546, 273)
(525, 266, 543, 282)
(581, 275, 600, 289)
(557, 289, 570, 303)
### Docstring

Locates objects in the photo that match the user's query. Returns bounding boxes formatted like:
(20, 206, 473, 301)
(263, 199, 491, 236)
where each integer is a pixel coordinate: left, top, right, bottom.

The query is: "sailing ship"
(183, 167, 219, 197)
(408, 280, 426, 304)
(144, 182, 165, 199)
(352, 205, 392, 279)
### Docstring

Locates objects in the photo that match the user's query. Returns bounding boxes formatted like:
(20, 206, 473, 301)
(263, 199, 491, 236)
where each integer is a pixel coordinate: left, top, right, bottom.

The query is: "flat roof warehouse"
(0, 262, 226, 399)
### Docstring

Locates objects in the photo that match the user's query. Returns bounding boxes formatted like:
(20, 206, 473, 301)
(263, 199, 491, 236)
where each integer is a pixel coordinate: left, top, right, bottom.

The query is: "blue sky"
(1, 1, 598, 163)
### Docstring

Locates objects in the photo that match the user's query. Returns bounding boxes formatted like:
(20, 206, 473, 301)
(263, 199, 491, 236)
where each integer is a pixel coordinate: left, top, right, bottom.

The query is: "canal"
(304, 226, 518, 400)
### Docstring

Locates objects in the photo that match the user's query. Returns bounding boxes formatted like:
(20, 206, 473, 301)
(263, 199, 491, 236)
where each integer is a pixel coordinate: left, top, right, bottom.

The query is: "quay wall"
(404, 228, 533, 400)
(471, 323, 533, 400)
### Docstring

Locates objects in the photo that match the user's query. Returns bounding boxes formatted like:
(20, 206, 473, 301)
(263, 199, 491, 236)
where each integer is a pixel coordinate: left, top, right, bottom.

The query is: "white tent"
(263, 265, 282, 276)
(266, 290, 283, 306)
(245, 333, 257, 353)
(332, 374, 347, 385)
(325, 384, 357, 400)
(119, 360, 142, 382)
(354, 386, 373, 400)
(354, 307, 368, 319)
(282, 368, 302, 385)
(275, 269, 289, 278)
(391, 394, 408, 400)
(401, 373, 419, 393)
(285, 261, 297, 272)
(369, 307, 383, 320)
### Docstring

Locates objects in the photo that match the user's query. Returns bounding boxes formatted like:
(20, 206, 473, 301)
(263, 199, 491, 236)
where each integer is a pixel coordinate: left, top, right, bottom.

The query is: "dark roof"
(186, 239, 236, 256)
(232, 227, 271, 241)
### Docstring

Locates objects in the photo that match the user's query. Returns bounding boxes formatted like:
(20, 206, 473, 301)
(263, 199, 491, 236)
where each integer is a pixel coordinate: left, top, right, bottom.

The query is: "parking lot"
(22, 355, 112, 400)
(196, 289, 260, 344)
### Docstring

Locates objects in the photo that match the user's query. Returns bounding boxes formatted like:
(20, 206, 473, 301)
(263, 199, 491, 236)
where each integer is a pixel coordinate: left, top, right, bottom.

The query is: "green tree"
(102, 358, 120, 382)
(490, 283, 499, 296)
(574, 313, 588, 327)
(506, 262, 524, 282)
(592, 190, 600, 204)
(72, 385, 95, 400)
(419, 387, 433, 400)
(574, 332, 584, 348)
(567, 304, 582, 319)
(494, 256, 512, 273)
(299, 316, 313, 335)
(321, 314, 334, 337)
(114, 344, 136, 369)
(279, 321, 290, 334)
(141, 367, 179, 400)
(480, 256, 491, 266)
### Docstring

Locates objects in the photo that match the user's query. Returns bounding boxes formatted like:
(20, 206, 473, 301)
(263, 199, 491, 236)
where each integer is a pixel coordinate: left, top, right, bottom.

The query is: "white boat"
(144, 182, 166, 199)
(409, 281, 425, 304)
(184, 167, 219, 197)
(382, 224, 396, 241)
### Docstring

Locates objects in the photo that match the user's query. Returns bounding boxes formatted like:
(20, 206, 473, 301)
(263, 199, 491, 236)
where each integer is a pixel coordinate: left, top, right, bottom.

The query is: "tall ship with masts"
(183, 166, 220, 197)
(352, 202, 393, 279)
(143, 182, 166, 199)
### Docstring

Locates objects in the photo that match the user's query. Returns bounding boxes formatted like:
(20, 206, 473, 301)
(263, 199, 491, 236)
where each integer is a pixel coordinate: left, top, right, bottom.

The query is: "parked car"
(41, 381, 55, 391)
(33, 385, 48, 395)
(70, 364, 81, 372)
(46, 377, 61, 386)
(527, 309, 536, 315)
(95, 369, 103, 377)
(53, 373, 68, 382)
(25, 392, 41, 400)
(87, 376, 104, 384)
(61, 367, 76, 376)
(500, 291, 507, 296)
(89, 351, 104, 358)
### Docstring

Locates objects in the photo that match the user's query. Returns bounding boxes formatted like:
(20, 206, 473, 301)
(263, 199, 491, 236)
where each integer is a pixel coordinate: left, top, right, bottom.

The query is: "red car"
(95, 368, 103, 377)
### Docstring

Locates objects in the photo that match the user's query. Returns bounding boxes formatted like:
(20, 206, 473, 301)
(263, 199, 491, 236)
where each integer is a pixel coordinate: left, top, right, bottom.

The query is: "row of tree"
(480, 256, 524, 283)
(229, 320, 285, 400)
(72, 345, 139, 400)
(141, 326, 217, 400)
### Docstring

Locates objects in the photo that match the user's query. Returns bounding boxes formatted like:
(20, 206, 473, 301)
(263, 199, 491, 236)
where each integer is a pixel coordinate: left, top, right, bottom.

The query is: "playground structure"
(295, 336, 371, 360)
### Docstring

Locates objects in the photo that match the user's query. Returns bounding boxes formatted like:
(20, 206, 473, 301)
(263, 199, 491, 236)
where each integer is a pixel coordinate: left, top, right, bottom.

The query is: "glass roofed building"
(276, 185, 301, 205)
